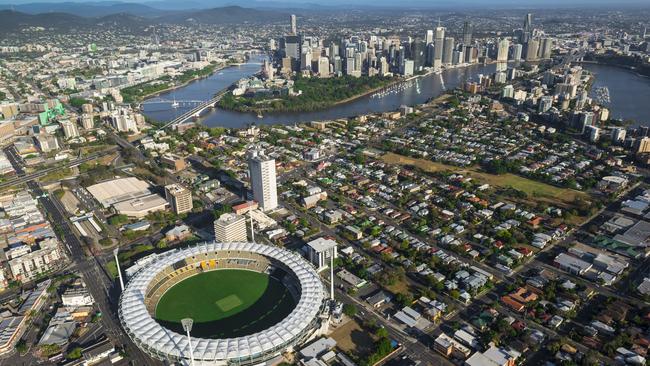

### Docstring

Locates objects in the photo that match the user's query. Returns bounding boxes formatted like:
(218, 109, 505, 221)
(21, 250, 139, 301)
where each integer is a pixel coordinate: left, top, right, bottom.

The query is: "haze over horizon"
(0, 0, 649, 8)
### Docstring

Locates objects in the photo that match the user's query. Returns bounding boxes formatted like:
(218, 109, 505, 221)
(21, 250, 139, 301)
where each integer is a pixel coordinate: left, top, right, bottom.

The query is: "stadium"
(118, 242, 327, 365)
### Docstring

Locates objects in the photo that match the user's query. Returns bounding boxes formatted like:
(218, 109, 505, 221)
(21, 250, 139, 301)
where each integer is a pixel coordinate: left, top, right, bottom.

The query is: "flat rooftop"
(87, 177, 152, 207)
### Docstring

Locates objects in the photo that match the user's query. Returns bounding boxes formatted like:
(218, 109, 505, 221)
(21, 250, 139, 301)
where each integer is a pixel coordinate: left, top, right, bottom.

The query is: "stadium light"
(113, 248, 125, 291)
(181, 318, 195, 366)
(249, 212, 255, 243)
(330, 249, 334, 301)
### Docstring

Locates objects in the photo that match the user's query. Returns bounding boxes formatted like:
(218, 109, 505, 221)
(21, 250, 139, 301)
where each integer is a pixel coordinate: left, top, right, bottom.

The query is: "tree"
(394, 292, 413, 307)
(15, 340, 27, 355)
(375, 327, 389, 339)
(99, 237, 112, 246)
(39, 344, 62, 357)
(342, 303, 357, 317)
(66, 347, 83, 360)
(156, 239, 168, 249)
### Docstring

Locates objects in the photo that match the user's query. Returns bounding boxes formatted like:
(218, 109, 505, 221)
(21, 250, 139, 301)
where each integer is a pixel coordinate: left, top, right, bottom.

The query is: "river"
(583, 63, 650, 127)
(142, 55, 496, 128)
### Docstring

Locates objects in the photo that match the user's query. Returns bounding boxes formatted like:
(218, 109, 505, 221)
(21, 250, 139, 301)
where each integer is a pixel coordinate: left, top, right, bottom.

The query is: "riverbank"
(124, 62, 238, 103)
(580, 53, 650, 79)
(580, 60, 650, 80)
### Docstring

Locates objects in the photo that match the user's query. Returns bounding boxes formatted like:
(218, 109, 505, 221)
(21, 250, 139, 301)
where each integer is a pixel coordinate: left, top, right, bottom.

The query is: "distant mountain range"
(0, 2, 169, 17)
(157, 6, 287, 24)
(0, 5, 290, 33)
(0, 0, 328, 16)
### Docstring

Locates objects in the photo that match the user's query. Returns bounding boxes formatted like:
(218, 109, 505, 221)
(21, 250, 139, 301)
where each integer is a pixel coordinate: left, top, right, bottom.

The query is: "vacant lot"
(330, 319, 375, 357)
(382, 152, 590, 205)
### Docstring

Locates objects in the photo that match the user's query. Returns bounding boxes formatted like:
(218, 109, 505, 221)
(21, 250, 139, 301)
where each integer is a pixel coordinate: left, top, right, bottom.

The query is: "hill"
(156, 5, 288, 25)
(0, 6, 288, 33)
(0, 2, 169, 17)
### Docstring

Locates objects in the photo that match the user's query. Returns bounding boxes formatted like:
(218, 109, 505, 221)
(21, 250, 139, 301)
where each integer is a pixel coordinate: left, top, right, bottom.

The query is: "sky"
(0, 0, 648, 8)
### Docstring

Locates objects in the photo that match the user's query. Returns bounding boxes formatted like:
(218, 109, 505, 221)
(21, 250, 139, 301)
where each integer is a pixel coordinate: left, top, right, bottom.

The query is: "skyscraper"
(283, 35, 300, 60)
(300, 46, 312, 71)
(248, 150, 278, 212)
(540, 38, 553, 59)
(496, 38, 509, 72)
(425, 30, 434, 44)
(411, 39, 426, 71)
(525, 39, 540, 61)
(318, 57, 330, 77)
(462, 21, 472, 45)
(512, 43, 523, 61)
(497, 38, 510, 62)
(433, 24, 445, 70)
(290, 14, 297, 35)
(522, 13, 533, 43)
(442, 37, 455, 65)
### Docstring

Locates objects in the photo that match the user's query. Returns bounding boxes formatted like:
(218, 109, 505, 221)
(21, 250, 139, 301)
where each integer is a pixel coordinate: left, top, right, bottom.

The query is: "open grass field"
(381, 152, 590, 205)
(155, 269, 296, 338)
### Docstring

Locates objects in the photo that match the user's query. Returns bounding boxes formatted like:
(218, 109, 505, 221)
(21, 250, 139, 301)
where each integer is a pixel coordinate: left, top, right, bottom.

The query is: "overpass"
(158, 88, 230, 130)
(0, 146, 118, 189)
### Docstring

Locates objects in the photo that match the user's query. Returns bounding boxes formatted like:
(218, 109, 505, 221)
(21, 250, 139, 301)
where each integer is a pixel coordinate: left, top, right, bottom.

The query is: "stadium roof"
(87, 177, 152, 207)
(119, 242, 325, 363)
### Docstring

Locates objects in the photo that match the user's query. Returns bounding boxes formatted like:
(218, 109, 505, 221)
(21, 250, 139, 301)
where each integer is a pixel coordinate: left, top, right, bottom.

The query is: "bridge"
(141, 99, 207, 107)
(158, 89, 230, 130)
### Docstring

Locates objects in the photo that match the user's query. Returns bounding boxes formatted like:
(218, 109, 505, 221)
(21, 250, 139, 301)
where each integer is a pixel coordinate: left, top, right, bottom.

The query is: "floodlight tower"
(113, 248, 125, 291)
(181, 318, 195, 366)
(249, 212, 255, 243)
(330, 250, 335, 301)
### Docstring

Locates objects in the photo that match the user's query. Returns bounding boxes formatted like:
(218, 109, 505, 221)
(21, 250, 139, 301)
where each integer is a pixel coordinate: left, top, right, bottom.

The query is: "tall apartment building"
(248, 150, 278, 211)
(59, 119, 79, 139)
(635, 137, 650, 154)
(164, 184, 193, 215)
(214, 213, 247, 242)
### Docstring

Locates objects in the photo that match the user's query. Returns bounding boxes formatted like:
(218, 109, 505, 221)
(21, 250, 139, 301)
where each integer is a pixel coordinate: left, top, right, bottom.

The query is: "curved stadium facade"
(118, 242, 327, 365)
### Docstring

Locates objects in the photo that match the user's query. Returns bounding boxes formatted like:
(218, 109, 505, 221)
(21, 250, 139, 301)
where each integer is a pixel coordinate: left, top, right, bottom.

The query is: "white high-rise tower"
(290, 14, 297, 35)
(248, 150, 278, 212)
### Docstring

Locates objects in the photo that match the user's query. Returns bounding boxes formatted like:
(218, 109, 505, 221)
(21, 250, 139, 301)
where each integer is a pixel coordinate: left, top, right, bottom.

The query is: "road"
(330, 281, 453, 366)
(3, 144, 154, 365)
(0, 145, 118, 189)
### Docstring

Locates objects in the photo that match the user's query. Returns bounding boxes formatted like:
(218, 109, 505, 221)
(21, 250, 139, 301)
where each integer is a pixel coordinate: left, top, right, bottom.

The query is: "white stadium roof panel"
(119, 242, 325, 364)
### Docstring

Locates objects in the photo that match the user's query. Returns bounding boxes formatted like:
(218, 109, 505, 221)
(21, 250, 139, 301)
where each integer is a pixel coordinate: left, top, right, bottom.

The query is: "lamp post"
(181, 318, 195, 366)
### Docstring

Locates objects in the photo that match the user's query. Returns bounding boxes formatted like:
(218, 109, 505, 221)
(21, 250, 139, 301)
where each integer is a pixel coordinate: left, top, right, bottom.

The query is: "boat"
(171, 97, 179, 109)
(257, 112, 263, 119)
(593, 86, 610, 104)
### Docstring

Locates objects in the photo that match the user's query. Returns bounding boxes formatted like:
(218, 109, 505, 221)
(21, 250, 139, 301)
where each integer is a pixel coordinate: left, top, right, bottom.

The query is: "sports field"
(154, 269, 296, 338)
